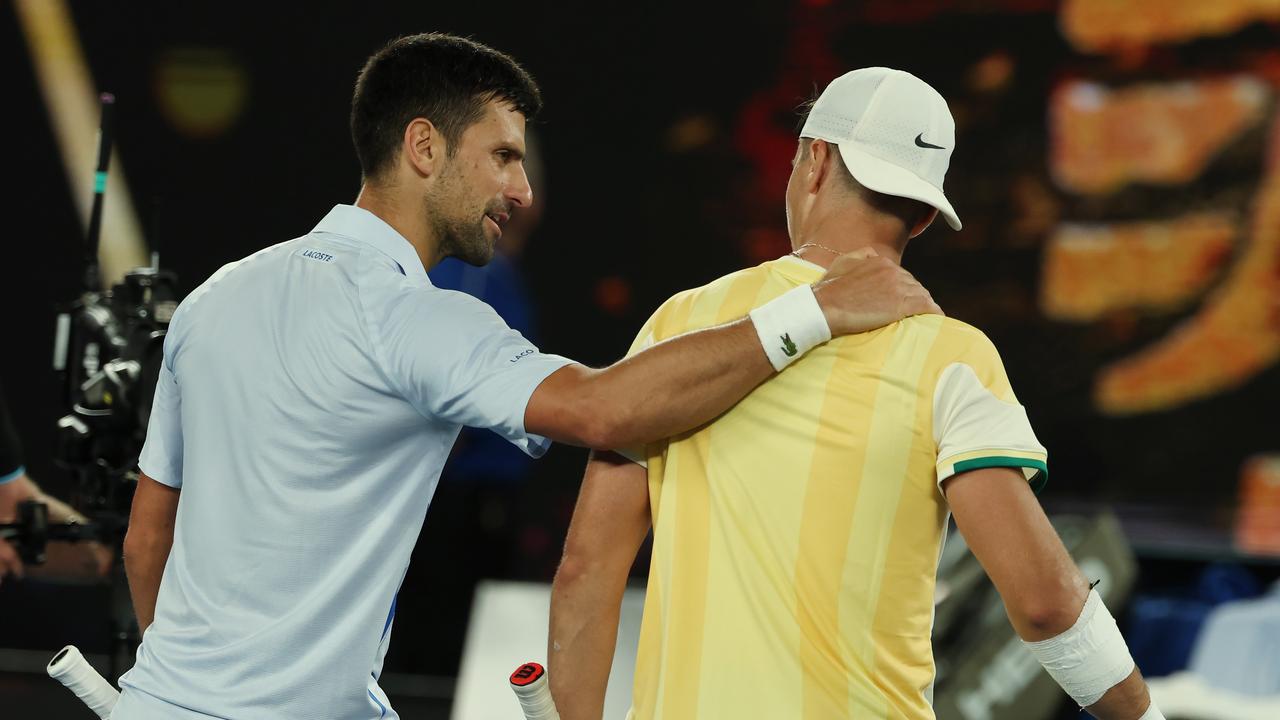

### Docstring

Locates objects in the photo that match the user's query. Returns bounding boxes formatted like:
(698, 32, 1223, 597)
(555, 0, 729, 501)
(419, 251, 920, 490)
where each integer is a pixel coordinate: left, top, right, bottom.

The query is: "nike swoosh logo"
(915, 133, 945, 150)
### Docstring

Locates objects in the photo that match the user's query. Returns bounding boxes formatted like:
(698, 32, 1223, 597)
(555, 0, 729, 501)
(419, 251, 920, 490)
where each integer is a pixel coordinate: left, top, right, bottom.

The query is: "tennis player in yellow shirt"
(548, 68, 1163, 720)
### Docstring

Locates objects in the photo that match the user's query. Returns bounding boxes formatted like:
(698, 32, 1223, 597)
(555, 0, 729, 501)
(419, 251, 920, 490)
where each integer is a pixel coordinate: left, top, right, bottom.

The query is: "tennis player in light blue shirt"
(112, 34, 938, 719)
(118, 201, 572, 719)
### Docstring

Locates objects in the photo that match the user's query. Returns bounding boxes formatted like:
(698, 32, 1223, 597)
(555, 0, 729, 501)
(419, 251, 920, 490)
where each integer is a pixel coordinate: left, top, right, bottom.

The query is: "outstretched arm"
(549, 452, 651, 720)
(527, 252, 940, 450)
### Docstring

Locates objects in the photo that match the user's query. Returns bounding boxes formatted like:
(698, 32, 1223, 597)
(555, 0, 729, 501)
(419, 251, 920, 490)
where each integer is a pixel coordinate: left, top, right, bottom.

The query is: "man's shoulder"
(647, 261, 781, 327)
(369, 279, 509, 352)
(907, 316, 1018, 398)
(173, 241, 292, 319)
(913, 315, 990, 346)
(378, 276, 497, 313)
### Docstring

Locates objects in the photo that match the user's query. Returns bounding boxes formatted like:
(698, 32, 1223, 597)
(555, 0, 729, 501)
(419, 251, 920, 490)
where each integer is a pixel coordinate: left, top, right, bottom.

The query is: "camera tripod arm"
(0, 501, 105, 564)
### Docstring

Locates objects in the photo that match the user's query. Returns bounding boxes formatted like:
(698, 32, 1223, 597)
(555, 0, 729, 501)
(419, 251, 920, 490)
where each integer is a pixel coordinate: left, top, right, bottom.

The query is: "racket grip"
(510, 662, 560, 720)
(48, 645, 119, 719)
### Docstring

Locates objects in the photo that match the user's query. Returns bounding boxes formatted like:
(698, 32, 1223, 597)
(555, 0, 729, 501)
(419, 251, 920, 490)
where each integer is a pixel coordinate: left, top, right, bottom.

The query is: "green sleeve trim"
(952, 456, 1048, 494)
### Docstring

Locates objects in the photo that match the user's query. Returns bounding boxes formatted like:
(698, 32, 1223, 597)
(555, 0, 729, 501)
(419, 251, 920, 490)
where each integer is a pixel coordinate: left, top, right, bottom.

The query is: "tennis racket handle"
(510, 662, 560, 720)
(47, 645, 119, 719)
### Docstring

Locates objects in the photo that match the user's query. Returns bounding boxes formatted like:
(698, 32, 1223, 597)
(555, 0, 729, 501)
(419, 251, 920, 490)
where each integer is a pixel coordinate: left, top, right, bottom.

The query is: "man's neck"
(790, 211, 905, 269)
(354, 185, 443, 271)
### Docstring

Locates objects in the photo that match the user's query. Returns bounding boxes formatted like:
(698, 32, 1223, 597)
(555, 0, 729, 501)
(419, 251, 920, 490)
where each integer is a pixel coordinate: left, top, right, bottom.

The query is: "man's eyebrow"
(497, 143, 525, 160)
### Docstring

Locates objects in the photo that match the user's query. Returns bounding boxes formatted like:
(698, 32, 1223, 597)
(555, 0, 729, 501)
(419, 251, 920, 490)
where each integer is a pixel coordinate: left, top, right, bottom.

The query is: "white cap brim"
(835, 141, 962, 231)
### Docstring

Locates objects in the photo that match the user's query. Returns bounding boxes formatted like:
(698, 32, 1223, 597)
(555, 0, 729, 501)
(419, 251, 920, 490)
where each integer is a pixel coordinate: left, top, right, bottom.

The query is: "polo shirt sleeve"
(933, 329, 1047, 493)
(138, 341, 185, 489)
(378, 286, 573, 458)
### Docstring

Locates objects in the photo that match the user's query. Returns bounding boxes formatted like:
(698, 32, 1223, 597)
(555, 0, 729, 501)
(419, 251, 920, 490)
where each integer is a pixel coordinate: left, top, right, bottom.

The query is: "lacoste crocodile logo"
(780, 334, 798, 357)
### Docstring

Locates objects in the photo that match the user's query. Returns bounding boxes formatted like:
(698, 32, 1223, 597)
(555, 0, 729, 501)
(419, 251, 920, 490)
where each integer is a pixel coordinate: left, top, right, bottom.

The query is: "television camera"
(0, 94, 179, 676)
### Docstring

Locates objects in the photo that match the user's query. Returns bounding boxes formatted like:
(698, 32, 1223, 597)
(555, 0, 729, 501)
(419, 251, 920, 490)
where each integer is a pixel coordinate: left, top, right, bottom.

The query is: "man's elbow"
(1018, 601, 1085, 638)
(583, 414, 636, 452)
(570, 387, 634, 450)
(540, 366, 646, 449)
(1009, 583, 1091, 640)
(122, 524, 172, 564)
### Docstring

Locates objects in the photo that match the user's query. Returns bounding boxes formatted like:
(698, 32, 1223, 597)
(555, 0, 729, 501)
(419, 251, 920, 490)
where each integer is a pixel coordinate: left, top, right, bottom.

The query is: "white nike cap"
(800, 67, 961, 231)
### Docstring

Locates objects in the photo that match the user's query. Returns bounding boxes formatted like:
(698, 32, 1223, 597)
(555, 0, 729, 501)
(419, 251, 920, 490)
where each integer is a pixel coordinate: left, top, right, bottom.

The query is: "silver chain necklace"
(791, 242, 842, 258)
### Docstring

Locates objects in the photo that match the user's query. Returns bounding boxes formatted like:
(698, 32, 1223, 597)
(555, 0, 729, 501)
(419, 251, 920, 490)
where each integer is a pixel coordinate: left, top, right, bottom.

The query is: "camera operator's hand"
(0, 473, 111, 583)
(0, 537, 23, 585)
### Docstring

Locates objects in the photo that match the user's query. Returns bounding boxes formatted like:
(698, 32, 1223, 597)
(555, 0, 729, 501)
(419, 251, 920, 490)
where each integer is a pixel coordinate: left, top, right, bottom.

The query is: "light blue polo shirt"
(114, 205, 573, 720)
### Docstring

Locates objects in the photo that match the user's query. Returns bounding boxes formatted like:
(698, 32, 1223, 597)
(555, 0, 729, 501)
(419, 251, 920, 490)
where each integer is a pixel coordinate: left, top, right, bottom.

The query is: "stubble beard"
(427, 167, 494, 268)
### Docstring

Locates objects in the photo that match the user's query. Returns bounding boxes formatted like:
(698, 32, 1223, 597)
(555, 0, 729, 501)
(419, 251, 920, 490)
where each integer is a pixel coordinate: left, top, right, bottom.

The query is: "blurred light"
(154, 47, 249, 139)
(14, 0, 148, 286)
(1235, 455, 1280, 556)
(967, 51, 1016, 94)
(665, 114, 717, 153)
(1007, 174, 1060, 246)
(594, 276, 633, 317)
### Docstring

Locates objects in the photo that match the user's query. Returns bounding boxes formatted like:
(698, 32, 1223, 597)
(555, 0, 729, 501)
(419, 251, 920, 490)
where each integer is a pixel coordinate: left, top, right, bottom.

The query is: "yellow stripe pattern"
(627, 257, 1038, 719)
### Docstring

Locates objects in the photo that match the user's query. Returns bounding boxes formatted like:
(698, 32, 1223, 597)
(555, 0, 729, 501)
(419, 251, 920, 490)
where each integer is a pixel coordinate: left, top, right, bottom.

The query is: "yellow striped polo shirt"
(622, 255, 1046, 720)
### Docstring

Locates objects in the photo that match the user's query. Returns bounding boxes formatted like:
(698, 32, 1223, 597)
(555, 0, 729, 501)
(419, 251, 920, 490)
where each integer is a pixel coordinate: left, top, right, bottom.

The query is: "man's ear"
(403, 118, 446, 177)
(908, 208, 939, 239)
(806, 139, 834, 194)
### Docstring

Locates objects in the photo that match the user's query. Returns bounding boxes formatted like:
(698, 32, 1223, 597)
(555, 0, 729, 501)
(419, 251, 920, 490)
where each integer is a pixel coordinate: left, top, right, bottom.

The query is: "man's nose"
(508, 165, 533, 208)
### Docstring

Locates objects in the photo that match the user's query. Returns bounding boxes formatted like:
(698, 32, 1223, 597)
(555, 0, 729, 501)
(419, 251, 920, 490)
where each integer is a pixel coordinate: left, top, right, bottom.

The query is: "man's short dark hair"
(351, 33, 542, 181)
(827, 146, 934, 233)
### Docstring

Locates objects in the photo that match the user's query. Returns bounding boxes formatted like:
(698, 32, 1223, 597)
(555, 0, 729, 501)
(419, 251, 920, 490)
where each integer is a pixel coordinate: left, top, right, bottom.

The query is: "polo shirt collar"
(313, 204, 430, 283)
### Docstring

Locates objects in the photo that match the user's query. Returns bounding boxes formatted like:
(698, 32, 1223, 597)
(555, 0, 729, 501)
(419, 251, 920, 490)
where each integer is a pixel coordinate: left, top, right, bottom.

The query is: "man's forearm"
(527, 318, 774, 449)
(125, 474, 180, 632)
(588, 318, 774, 449)
(124, 531, 173, 632)
(947, 468, 1159, 718)
(549, 555, 630, 720)
(549, 453, 651, 719)
(1085, 669, 1154, 720)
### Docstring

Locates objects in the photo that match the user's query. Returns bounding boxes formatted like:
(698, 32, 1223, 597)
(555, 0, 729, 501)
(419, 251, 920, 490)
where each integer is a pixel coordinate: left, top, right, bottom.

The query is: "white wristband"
(1138, 702, 1166, 720)
(749, 284, 831, 371)
(1023, 589, 1136, 708)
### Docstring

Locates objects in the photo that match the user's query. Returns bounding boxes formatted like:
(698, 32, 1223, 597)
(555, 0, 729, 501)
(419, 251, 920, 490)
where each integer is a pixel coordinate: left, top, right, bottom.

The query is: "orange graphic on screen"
(1042, 213, 1237, 321)
(1047, 2, 1280, 417)
(1049, 77, 1269, 194)
(1061, 0, 1280, 53)
(1094, 170, 1280, 414)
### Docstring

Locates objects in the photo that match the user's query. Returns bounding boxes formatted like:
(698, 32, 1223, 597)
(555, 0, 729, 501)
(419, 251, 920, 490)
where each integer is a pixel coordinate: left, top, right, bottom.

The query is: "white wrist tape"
(749, 284, 831, 371)
(1138, 702, 1166, 720)
(1023, 589, 1136, 707)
